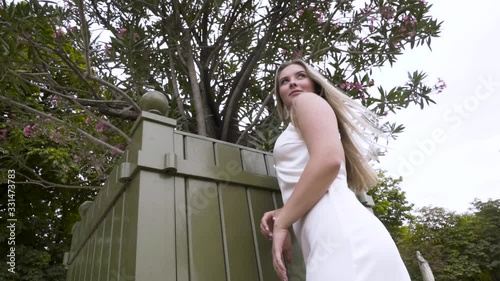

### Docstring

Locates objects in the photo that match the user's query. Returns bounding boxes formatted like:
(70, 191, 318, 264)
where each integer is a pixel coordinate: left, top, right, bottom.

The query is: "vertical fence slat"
(265, 155, 276, 177)
(187, 179, 226, 281)
(185, 136, 215, 165)
(175, 175, 189, 281)
(91, 223, 104, 281)
(120, 181, 138, 281)
(247, 189, 281, 281)
(99, 211, 113, 281)
(134, 170, 176, 281)
(241, 150, 267, 175)
(81, 236, 91, 281)
(86, 228, 98, 281)
(109, 194, 124, 281)
(220, 184, 259, 281)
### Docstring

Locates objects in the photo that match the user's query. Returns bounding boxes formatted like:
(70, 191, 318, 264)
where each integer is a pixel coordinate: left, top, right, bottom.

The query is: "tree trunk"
(184, 34, 207, 136)
(416, 251, 435, 281)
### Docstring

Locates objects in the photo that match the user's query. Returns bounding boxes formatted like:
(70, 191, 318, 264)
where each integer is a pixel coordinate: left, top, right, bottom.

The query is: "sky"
(372, 0, 500, 213)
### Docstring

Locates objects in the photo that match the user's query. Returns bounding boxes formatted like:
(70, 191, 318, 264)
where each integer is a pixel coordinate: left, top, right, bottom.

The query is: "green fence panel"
(65, 98, 375, 281)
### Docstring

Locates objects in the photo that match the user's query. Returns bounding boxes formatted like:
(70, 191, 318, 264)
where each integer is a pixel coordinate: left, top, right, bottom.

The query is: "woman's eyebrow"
(279, 76, 289, 83)
(279, 70, 307, 83)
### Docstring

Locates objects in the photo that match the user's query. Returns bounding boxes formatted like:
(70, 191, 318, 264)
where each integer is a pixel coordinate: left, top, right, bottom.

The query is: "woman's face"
(278, 64, 316, 108)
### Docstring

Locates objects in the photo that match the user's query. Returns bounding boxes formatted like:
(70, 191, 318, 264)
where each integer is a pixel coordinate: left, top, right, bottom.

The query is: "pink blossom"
(380, 6, 395, 20)
(0, 128, 7, 141)
(281, 49, 287, 55)
(354, 82, 363, 90)
(292, 50, 302, 58)
(23, 125, 32, 137)
(360, 6, 371, 16)
(50, 95, 58, 106)
(110, 144, 125, 155)
(369, 25, 375, 32)
(85, 117, 92, 125)
(298, 9, 304, 15)
(50, 131, 60, 143)
(133, 32, 140, 41)
(436, 78, 447, 92)
(118, 28, 127, 36)
(339, 83, 346, 89)
(369, 79, 375, 86)
(54, 28, 65, 38)
(95, 122, 105, 132)
(316, 11, 324, 24)
(419, 0, 427, 4)
(103, 43, 111, 56)
(129, 110, 138, 119)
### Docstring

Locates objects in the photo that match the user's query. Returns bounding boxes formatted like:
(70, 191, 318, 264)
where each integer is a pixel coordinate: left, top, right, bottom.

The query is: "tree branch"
(16, 173, 101, 190)
(75, 0, 141, 112)
(184, 33, 207, 136)
(221, 8, 284, 141)
(0, 95, 125, 154)
(16, 73, 132, 143)
(168, 47, 188, 128)
(236, 89, 274, 145)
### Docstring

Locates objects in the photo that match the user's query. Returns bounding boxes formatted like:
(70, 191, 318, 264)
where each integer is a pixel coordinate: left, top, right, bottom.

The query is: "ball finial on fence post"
(139, 91, 169, 116)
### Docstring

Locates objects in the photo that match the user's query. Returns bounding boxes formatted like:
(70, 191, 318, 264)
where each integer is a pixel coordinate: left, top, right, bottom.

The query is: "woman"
(260, 59, 411, 281)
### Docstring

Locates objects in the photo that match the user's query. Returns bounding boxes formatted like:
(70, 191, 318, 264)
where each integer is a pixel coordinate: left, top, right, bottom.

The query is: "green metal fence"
(64, 110, 300, 281)
(64, 99, 375, 281)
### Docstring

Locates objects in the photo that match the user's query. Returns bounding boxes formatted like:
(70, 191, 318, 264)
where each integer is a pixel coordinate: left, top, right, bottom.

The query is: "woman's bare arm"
(273, 93, 345, 230)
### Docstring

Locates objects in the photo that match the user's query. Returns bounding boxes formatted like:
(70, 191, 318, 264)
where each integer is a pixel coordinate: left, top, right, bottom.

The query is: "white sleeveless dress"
(273, 124, 411, 281)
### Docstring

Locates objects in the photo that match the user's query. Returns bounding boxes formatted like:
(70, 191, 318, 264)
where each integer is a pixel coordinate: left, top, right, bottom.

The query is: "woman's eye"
(281, 79, 288, 85)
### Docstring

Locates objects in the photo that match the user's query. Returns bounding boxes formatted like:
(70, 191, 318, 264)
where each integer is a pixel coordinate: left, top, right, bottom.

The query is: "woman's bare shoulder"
(292, 93, 335, 115)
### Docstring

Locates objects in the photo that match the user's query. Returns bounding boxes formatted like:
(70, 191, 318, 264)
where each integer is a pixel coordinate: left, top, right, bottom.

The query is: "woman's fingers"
(273, 252, 288, 281)
(260, 210, 276, 238)
(272, 228, 289, 281)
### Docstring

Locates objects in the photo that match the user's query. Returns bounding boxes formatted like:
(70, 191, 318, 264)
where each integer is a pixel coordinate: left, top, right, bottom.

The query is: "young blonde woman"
(260, 59, 411, 281)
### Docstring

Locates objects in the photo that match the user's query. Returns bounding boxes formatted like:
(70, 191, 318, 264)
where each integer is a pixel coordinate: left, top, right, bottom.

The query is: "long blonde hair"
(274, 59, 383, 193)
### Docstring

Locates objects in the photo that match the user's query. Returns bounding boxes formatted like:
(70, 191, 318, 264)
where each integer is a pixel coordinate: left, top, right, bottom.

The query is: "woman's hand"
(272, 225, 292, 281)
(261, 209, 293, 280)
(260, 208, 280, 240)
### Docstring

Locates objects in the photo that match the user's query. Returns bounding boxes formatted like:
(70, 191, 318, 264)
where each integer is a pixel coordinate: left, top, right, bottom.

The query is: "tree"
(1, 0, 444, 188)
(471, 199, 500, 280)
(0, 185, 96, 281)
(367, 170, 414, 243)
(398, 202, 499, 281)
